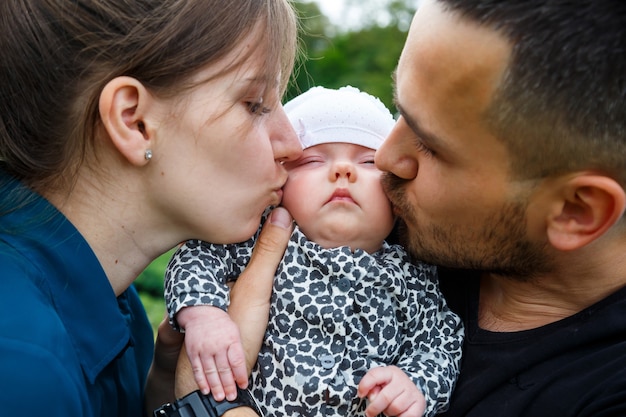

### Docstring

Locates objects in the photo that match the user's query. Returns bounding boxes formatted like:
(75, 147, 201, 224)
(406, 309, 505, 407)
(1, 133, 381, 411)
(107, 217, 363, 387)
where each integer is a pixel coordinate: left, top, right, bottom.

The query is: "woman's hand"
(175, 207, 293, 398)
(228, 207, 294, 371)
(144, 314, 185, 415)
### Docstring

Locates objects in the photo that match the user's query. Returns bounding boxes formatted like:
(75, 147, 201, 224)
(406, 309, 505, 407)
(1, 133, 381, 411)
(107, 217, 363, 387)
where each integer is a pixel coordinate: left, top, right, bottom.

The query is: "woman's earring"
(144, 149, 153, 161)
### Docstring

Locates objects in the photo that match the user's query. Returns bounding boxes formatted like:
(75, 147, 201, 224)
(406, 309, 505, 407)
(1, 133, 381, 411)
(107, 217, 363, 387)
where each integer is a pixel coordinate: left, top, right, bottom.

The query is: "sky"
(314, 0, 345, 23)
(311, 0, 418, 30)
(313, 0, 353, 28)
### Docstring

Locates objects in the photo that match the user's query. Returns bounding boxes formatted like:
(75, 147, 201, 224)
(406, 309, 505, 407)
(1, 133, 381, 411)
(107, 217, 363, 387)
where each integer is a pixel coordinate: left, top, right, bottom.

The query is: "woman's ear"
(546, 174, 626, 251)
(99, 76, 154, 166)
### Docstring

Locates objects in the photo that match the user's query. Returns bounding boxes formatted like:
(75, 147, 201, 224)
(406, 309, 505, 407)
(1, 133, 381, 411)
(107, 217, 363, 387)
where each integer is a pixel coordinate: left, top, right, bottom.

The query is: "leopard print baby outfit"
(166, 222, 463, 417)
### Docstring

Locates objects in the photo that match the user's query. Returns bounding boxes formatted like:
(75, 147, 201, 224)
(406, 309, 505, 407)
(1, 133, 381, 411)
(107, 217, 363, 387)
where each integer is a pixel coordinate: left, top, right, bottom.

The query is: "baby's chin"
(304, 230, 383, 254)
(297, 212, 387, 253)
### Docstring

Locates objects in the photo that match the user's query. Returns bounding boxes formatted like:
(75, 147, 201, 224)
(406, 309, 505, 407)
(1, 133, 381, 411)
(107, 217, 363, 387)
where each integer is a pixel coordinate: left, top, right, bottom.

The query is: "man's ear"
(546, 174, 626, 251)
(99, 76, 153, 166)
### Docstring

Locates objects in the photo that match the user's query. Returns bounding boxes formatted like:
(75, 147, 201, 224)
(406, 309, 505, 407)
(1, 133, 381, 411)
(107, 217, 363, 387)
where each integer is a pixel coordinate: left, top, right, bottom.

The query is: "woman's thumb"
(249, 207, 293, 269)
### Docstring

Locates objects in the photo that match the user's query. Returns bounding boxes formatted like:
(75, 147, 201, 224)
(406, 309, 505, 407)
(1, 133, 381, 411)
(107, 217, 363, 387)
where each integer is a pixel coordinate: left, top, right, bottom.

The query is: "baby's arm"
(357, 365, 426, 417)
(165, 237, 256, 401)
(365, 257, 464, 417)
(399, 262, 463, 416)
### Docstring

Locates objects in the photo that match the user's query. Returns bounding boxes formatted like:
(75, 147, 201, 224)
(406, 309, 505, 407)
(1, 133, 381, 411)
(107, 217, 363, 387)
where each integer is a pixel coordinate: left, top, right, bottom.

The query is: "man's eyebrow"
(395, 101, 444, 149)
(392, 69, 445, 148)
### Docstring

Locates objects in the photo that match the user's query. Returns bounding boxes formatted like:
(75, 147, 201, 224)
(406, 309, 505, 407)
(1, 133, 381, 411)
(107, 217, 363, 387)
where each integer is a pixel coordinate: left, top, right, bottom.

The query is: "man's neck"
(477, 259, 626, 332)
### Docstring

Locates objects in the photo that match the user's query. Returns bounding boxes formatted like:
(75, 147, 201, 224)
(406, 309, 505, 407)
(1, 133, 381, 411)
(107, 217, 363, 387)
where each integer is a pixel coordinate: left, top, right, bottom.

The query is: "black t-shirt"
(438, 268, 626, 417)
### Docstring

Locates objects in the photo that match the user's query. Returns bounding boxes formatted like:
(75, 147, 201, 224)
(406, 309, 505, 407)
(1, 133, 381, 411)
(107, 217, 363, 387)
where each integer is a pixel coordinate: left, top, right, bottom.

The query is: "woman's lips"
(274, 188, 283, 202)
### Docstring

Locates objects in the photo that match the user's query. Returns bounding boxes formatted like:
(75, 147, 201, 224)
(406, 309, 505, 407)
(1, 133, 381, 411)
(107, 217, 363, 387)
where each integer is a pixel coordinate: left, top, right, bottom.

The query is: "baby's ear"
(98, 76, 154, 166)
(546, 174, 625, 251)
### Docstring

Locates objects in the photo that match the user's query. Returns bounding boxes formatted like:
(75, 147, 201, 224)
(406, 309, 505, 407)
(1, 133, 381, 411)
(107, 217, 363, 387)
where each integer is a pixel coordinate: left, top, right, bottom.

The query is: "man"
(169, 1, 626, 416)
(374, 0, 626, 415)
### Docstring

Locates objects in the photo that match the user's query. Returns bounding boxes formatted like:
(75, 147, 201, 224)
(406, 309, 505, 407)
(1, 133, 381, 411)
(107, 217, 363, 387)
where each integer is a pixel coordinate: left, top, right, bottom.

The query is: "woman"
(0, 1, 300, 416)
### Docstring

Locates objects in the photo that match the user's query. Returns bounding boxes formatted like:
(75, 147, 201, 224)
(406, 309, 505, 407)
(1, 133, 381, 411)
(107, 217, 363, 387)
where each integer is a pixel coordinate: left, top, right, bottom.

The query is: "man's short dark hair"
(438, 0, 626, 184)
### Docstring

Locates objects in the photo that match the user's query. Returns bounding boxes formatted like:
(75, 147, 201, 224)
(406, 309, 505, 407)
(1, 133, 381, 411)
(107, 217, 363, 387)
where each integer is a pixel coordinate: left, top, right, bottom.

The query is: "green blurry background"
(134, 0, 417, 333)
(135, 250, 175, 333)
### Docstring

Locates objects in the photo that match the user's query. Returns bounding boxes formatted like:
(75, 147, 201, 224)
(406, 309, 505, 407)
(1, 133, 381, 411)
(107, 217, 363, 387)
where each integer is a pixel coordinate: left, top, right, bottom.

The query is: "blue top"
(0, 172, 154, 417)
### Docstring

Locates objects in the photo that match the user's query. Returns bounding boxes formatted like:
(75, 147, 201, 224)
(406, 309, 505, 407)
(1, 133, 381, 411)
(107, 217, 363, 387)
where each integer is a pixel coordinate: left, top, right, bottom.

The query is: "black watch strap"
(154, 388, 261, 417)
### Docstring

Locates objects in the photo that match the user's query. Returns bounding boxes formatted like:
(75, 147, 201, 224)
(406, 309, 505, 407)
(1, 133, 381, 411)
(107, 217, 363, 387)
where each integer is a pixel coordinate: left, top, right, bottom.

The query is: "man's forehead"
(396, 1, 510, 109)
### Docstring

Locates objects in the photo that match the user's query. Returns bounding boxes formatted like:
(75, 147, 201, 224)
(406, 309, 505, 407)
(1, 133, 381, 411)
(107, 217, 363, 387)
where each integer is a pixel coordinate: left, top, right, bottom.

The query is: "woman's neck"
(45, 172, 172, 296)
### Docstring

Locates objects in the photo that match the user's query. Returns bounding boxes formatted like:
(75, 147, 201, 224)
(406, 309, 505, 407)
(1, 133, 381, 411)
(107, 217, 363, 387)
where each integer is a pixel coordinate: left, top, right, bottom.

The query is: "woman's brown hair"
(0, 0, 297, 193)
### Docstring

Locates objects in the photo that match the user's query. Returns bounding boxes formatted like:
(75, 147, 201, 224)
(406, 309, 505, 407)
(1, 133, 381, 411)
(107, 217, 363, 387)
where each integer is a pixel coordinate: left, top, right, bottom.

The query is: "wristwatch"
(153, 388, 262, 417)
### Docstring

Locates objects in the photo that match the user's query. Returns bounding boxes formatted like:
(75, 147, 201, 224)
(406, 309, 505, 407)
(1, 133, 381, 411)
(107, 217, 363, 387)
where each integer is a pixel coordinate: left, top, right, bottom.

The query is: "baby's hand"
(177, 305, 248, 401)
(357, 365, 426, 417)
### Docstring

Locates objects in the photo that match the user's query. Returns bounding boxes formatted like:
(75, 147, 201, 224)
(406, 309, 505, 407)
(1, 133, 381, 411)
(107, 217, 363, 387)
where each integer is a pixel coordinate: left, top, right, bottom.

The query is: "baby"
(165, 86, 463, 417)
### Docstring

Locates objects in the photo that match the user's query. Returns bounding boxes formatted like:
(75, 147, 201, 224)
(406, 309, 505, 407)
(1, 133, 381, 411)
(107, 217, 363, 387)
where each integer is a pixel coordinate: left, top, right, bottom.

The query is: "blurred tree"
(340, 0, 417, 31)
(288, 1, 416, 111)
(387, 0, 419, 31)
(135, 248, 176, 334)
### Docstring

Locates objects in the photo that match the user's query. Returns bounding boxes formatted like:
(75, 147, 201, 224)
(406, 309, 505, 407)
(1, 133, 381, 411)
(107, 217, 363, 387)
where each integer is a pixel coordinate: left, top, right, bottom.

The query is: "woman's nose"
(272, 105, 302, 163)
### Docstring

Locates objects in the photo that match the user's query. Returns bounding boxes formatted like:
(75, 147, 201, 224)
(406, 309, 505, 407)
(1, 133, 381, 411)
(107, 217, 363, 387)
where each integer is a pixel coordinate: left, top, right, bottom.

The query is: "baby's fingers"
(366, 383, 425, 417)
(212, 342, 249, 401)
(201, 354, 227, 401)
(191, 354, 213, 396)
(213, 350, 238, 401)
(228, 342, 249, 392)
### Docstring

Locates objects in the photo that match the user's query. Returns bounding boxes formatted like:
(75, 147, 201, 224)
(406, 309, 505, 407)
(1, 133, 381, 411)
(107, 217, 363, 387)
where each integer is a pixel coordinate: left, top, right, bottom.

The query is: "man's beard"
(382, 173, 553, 281)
